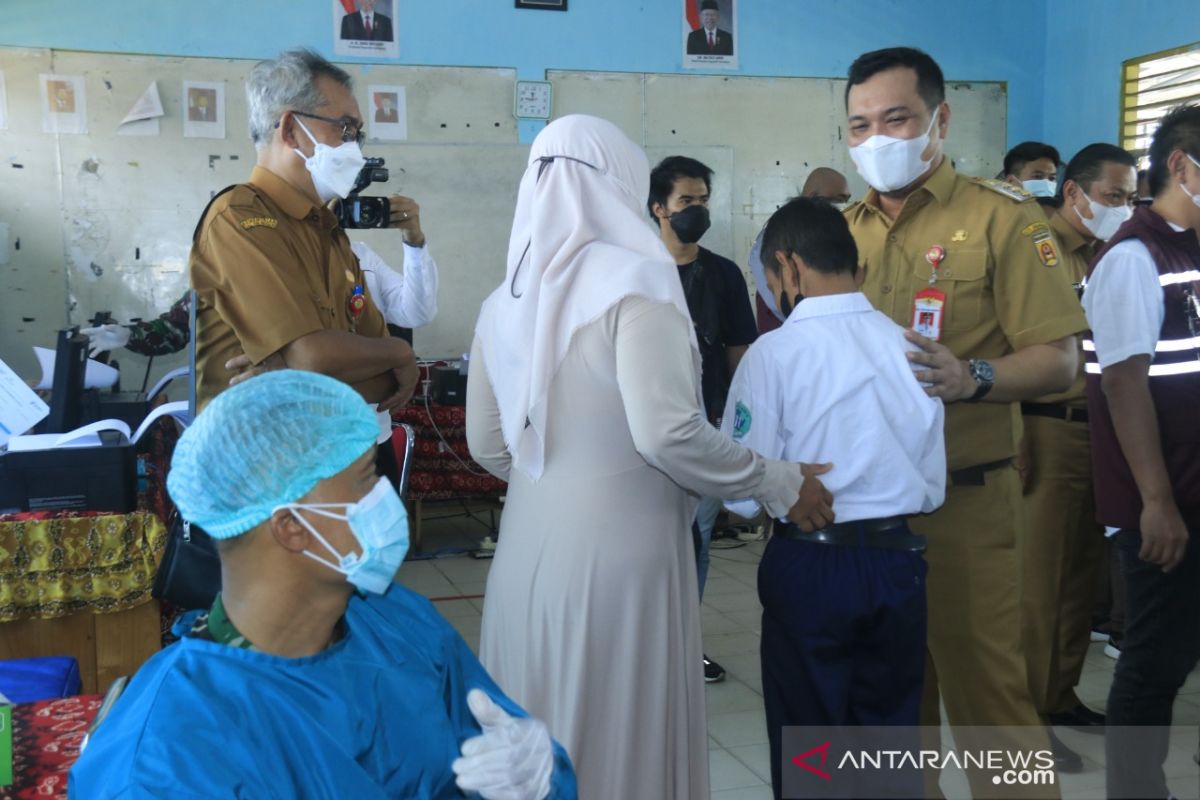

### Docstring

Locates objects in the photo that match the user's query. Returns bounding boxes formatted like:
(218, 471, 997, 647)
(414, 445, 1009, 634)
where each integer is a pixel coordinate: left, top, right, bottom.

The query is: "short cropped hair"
(846, 47, 945, 113)
(760, 197, 858, 277)
(1061, 143, 1136, 195)
(1147, 104, 1200, 197)
(1003, 141, 1061, 177)
(647, 156, 713, 219)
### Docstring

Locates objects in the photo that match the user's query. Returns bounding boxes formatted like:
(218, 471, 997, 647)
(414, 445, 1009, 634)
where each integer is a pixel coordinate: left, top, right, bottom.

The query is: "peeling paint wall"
(0, 48, 523, 384)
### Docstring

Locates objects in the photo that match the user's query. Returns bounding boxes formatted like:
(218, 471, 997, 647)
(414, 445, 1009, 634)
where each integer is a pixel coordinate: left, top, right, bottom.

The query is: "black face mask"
(668, 205, 711, 244)
(778, 291, 803, 319)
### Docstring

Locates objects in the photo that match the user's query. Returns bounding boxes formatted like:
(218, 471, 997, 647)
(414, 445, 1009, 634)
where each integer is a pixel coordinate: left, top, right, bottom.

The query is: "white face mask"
(1076, 195, 1132, 241)
(849, 109, 940, 193)
(1180, 153, 1200, 210)
(292, 117, 366, 204)
(1022, 178, 1057, 198)
(277, 476, 410, 595)
(831, 201, 851, 212)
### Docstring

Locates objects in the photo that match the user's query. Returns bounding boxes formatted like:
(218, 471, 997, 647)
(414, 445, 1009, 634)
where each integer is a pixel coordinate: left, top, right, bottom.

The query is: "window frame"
(1120, 41, 1200, 168)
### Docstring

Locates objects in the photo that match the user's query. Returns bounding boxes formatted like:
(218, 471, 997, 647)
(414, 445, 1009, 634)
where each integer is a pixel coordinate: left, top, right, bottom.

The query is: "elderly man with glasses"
(189, 48, 418, 458)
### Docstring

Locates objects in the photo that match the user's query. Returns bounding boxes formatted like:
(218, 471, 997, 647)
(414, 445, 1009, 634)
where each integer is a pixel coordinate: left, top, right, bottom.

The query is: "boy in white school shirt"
(720, 196, 946, 799)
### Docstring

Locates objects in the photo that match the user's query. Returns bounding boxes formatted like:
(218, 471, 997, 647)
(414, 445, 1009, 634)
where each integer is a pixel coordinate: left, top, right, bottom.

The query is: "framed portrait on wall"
(683, 0, 738, 70)
(40, 74, 87, 134)
(334, 0, 400, 59)
(182, 80, 226, 139)
(515, 0, 567, 9)
(367, 85, 408, 141)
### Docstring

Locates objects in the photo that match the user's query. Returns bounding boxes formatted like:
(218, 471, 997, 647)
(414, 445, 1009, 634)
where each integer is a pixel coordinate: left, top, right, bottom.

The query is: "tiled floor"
(404, 505, 1200, 799)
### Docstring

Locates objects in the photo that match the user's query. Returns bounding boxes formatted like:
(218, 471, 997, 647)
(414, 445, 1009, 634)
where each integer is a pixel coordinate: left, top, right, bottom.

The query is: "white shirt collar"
(787, 291, 873, 323)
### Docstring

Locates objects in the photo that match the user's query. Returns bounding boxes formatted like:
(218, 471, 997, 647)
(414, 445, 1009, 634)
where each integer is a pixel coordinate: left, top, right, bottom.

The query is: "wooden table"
(0, 422, 176, 695)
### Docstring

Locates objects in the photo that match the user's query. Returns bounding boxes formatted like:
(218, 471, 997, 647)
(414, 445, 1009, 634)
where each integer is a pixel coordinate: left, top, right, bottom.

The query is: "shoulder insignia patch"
(1021, 222, 1050, 237)
(732, 400, 752, 441)
(1032, 229, 1060, 267)
(971, 177, 1032, 202)
(239, 217, 278, 230)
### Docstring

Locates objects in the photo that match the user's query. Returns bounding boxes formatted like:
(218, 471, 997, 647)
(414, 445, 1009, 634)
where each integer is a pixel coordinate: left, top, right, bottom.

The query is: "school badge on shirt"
(732, 401, 752, 441)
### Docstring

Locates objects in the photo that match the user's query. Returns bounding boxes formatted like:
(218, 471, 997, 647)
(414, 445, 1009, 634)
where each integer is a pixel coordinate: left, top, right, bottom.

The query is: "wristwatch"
(966, 358, 995, 402)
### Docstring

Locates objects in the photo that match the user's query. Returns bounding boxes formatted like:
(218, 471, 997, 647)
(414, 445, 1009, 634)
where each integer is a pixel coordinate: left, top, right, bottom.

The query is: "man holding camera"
(190, 49, 418, 427)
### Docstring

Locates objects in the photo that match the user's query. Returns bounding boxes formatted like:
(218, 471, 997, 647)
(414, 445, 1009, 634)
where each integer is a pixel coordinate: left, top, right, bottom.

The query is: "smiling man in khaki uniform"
(842, 47, 1085, 797)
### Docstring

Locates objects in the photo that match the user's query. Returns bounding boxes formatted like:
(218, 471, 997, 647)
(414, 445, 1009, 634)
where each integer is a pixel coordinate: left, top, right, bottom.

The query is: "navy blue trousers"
(759, 532, 927, 798)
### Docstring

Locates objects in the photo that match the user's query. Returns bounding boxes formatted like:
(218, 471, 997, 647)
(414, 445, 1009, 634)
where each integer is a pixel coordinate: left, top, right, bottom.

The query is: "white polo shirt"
(720, 291, 946, 522)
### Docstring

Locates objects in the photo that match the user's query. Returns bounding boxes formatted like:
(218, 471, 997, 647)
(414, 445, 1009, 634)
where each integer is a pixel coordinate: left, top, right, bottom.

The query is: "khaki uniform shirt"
(844, 159, 1087, 470)
(190, 166, 387, 410)
(1028, 211, 1096, 408)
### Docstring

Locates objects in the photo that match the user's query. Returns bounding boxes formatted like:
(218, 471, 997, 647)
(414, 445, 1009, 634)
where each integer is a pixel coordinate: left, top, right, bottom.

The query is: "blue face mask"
(1022, 178, 1057, 198)
(278, 476, 409, 595)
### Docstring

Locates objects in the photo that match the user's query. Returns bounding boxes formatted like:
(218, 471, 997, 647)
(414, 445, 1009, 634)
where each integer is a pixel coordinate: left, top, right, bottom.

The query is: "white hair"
(245, 49, 353, 150)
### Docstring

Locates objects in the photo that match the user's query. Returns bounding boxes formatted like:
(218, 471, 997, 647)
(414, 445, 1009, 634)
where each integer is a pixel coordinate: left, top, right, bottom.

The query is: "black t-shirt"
(676, 246, 758, 422)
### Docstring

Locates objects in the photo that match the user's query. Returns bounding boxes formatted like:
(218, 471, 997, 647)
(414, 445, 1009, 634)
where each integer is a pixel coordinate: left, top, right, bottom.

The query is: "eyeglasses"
(278, 111, 365, 146)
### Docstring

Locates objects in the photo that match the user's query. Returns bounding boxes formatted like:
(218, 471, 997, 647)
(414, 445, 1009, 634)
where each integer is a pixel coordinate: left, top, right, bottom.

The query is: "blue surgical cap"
(167, 370, 380, 539)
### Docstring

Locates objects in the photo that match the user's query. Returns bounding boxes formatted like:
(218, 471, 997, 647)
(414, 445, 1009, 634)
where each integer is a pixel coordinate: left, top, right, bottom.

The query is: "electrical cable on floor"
(408, 546, 475, 561)
(421, 393, 491, 476)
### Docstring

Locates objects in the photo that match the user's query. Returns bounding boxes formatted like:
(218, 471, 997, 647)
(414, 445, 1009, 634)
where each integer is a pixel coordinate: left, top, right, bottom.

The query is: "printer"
(0, 328, 138, 514)
(0, 430, 137, 514)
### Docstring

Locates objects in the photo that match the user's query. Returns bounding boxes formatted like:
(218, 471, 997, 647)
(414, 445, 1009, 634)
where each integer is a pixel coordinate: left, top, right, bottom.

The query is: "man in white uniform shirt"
(720, 197, 945, 799)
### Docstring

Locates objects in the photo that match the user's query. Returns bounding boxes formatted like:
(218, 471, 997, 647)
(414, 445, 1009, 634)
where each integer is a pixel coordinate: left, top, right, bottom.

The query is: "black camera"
(336, 157, 390, 229)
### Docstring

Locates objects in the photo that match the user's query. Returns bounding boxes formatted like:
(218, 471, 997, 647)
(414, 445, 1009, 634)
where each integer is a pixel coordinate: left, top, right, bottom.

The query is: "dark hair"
(1003, 141, 1061, 177)
(845, 47, 944, 112)
(1061, 143, 1136, 198)
(1147, 104, 1200, 197)
(761, 197, 858, 277)
(648, 156, 713, 220)
(700, 0, 719, 9)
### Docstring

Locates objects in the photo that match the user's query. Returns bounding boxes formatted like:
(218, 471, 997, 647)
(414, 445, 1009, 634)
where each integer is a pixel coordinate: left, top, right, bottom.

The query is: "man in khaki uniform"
(190, 48, 416, 417)
(1020, 144, 1137, 731)
(842, 47, 1084, 797)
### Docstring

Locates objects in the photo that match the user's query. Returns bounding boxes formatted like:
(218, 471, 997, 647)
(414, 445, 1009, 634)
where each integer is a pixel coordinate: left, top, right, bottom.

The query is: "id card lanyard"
(912, 245, 946, 341)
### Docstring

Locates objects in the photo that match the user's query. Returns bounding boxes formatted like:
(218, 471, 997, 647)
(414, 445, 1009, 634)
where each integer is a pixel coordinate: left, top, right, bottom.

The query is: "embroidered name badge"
(239, 217, 278, 230)
(732, 401, 752, 441)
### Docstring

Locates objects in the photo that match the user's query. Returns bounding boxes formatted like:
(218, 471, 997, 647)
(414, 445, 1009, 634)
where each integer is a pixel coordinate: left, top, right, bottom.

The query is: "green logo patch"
(732, 401, 752, 441)
(1, 704, 11, 787)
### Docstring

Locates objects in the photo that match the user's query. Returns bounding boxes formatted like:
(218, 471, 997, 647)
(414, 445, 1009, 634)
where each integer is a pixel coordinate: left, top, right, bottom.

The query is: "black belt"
(1021, 402, 1089, 424)
(775, 517, 926, 552)
(948, 458, 1013, 487)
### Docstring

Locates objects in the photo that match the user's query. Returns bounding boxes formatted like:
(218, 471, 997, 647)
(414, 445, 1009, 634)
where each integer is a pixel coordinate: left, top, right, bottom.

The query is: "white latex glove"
(452, 688, 554, 800)
(79, 324, 131, 357)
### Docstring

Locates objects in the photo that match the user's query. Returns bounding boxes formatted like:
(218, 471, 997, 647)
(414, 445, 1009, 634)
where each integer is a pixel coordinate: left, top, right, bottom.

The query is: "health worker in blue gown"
(69, 369, 577, 800)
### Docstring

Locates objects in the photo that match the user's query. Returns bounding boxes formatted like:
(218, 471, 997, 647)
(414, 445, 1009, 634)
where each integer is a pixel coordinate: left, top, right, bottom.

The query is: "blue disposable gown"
(69, 585, 577, 799)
